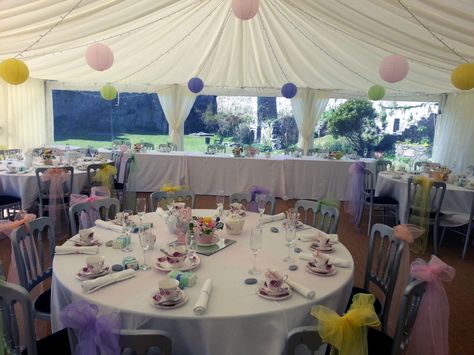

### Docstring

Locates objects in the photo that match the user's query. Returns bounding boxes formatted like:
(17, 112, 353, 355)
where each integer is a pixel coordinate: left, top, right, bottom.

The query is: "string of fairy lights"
(1, 0, 473, 98)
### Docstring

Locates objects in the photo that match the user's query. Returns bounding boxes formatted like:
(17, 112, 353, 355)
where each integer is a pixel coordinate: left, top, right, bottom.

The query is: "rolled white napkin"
(55, 245, 98, 255)
(286, 278, 315, 299)
(81, 269, 136, 293)
(260, 213, 286, 224)
(94, 219, 123, 233)
(298, 230, 339, 244)
(194, 278, 212, 315)
(299, 252, 351, 268)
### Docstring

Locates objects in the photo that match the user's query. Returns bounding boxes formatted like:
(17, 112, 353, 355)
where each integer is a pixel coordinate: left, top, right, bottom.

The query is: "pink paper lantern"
(379, 55, 409, 83)
(85, 43, 114, 71)
(232, 0, 260, 20)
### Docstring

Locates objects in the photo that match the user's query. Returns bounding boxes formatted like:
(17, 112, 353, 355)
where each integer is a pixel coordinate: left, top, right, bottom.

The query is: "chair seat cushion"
(0, 195, 21, 205)
(34, 289, 51, 315)
(22, 328, 71, 355)
(367, 196, 398, 205)
(346, 287, 382, 315)
(114, 182, 124, 189)
(368, 327, 393, 354)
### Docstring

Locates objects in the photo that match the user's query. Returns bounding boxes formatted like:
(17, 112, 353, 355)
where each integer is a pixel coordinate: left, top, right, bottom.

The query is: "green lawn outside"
(55, 134, 218, 153)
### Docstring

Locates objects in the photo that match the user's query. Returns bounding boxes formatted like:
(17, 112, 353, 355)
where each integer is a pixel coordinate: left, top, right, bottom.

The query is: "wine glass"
(249, 227, 262, 275)
(256, 194, 266, 221)
(283, 223, 296, 262)
(139, 228, 151, 271)
(216, 190, 225, 216)
(136, 197, 147, 225)
(121, 209, 134, 252)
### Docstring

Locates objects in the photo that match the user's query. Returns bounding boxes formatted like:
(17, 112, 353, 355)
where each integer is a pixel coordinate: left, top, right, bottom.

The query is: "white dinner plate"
(305, 263, 337, 277)
(76, 266, 111, 280)
(257, 283, 292, 301)
(150, 290, 188, 309)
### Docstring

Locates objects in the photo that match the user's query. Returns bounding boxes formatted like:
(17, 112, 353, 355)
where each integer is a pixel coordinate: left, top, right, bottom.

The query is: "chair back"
(86, 163, 111, 189)
(391, 279, 427, 355)
(69, 198, 120, 235)
(150, 191, 169, 210)
(173, 189, 195, 208)
(285, 325, 324, 355)
(315, 204, 340, 234)
(361, 168, 376, 200)
(141, 142, 155, 150)
(376, 160, 392, 176)
(10, 217, 55, 292)
(120, 329, 172, 355)
(365, 223, 404, 331)
(35, 166, 74, 201)
(406, 177, 446, 223)
(295, 200, 319, 226)
(307, 148, 319, 156)
(0, 281, 38, 355)
(256, 194, 276, 215)
(150, 190, 195, 210)
(230, 193, 252, 209)
(215, 144, 226, 153)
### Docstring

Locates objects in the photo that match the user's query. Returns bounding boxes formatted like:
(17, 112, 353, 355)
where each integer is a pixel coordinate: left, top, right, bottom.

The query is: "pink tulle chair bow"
(60, 300, 121, 355)
(70, 194, 106, 229)
(408, 256, 455, 355)
(346, 162, 365, 221)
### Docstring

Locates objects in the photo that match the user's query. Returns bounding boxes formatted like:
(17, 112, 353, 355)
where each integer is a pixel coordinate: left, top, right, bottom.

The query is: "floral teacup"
(264, 269, 288, 293)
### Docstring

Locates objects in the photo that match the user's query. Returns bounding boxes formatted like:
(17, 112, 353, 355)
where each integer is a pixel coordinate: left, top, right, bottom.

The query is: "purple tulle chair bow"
(346, 162, 365, 222)
(407, 256, 455, 355)
(248, 185, 270, 212)
(60, 301, 121, 355)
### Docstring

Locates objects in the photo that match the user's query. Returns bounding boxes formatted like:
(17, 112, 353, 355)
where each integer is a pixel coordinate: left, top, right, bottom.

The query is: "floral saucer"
(150, 289, 188, 309)
(257, 282, 292, 301)
(76, 266, 110, 280)
(154, 255, 200, 272)
(309, 243, 334, 253)
(305, 262, 337, 277)
(195, 236, 220, 246)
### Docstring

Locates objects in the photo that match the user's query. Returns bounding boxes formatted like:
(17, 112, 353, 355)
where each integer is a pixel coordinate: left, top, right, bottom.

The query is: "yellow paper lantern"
(451, 63, 474, 90)
(100, 85, 117, 100)
(0, 58, 29, 85)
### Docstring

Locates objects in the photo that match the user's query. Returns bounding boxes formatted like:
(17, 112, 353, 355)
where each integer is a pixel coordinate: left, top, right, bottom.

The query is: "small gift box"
(168, 271, 197, 288)
(122, 256, 139, 270)
(112, 235, 131, 249)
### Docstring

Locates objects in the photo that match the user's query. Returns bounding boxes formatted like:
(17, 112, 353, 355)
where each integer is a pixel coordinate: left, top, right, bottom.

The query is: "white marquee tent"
(0, 0, 473, 170)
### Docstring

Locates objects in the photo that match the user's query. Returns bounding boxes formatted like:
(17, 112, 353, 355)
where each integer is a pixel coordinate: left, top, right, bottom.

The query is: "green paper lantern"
(0, 58, 29, 85)
(100, 85, 117, 100)
(368, 84, 385, 100)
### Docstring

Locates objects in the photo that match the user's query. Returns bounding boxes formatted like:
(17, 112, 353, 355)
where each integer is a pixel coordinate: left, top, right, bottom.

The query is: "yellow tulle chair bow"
(409, 176, 434, 253)
(160, 182, 189, 192)
(93, 164, 117, 192)
(311, 293, 381, 355)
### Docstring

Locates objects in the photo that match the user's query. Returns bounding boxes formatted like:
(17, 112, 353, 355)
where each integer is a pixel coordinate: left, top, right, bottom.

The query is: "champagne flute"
(256, 194, 266, 222)
(283, 223, 296, 262)
(121, 209, 134, 252)
(136, 197, 147, 225)
(249, 227, 262, 275)
(139, 228, 151, 271)
(216, 190, 225, 216)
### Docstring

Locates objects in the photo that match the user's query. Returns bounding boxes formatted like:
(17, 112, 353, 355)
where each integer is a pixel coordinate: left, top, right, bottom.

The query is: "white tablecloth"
(375, 172, 474, 223)
(118, 151, 376, 201)
(0, 163, 89, 210)
(51, 210, 354, 355)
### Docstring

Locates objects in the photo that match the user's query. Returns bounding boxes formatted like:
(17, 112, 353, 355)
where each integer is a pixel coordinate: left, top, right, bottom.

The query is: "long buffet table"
(122, 151, 376, 201)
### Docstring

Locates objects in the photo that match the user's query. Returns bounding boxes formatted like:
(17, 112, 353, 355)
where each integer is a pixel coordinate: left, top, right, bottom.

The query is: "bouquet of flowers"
(133, 143, 143, 153)
(41, 149, 55, 164)
(189, 216, 224, 237)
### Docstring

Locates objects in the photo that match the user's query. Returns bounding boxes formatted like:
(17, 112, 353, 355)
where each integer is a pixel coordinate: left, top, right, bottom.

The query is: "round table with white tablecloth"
(51, 210, 354, 355)
(375, 171, 474, 223)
